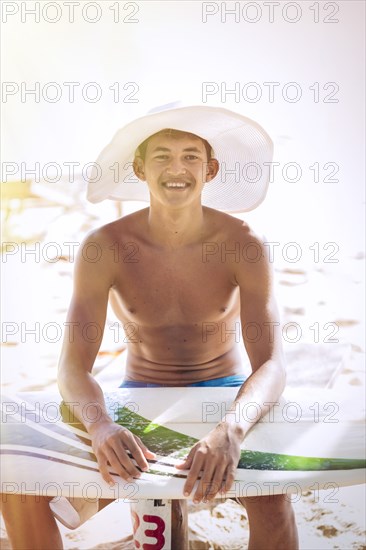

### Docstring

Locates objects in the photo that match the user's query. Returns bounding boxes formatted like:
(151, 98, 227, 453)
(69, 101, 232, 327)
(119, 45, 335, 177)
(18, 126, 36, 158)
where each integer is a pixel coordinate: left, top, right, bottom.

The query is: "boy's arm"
(57, 232, 112, 430)
(58, 231, 155, 484)
(222, 233, 286, 436)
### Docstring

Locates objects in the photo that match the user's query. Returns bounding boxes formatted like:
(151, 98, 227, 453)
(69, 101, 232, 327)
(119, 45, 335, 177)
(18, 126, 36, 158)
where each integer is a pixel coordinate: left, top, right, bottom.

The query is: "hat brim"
(87, 105, 273, 213)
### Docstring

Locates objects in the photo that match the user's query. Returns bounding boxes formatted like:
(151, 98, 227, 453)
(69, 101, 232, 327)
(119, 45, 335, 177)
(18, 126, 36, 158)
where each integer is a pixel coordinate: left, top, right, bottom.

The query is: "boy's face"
(133, 131, 219, 208)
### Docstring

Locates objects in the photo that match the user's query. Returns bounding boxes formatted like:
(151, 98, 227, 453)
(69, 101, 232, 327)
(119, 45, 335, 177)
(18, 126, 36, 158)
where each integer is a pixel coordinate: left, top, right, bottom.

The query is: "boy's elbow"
(57, 357, 73, 392)
(57, 364, 68, 393)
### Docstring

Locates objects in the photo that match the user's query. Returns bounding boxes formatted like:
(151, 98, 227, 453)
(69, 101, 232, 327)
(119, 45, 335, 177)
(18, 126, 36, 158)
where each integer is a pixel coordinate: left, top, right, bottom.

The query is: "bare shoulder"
(73, 209, 148, 290)
(204, 207, 265, 252)
(204, 209, 271, 295)
(84, 208, 149, 246)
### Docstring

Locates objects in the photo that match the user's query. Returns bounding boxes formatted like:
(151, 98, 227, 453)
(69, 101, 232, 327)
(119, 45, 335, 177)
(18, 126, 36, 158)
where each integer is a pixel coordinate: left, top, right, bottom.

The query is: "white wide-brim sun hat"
(87, 104, 273, 212)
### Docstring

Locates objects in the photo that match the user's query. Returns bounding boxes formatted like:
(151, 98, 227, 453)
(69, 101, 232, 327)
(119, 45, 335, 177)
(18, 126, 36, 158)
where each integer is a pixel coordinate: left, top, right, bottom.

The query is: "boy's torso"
(97, 207, 253, 384)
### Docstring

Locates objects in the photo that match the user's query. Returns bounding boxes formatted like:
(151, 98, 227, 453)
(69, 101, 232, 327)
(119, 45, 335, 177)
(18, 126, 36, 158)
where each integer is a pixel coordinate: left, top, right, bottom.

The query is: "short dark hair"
(135, 129, 213, 161)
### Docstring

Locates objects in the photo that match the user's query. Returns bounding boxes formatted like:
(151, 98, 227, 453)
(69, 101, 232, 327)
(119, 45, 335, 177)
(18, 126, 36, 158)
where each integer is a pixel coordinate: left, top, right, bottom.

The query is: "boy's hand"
(90, 421, 157, 484)
(176, 422, 242, 502)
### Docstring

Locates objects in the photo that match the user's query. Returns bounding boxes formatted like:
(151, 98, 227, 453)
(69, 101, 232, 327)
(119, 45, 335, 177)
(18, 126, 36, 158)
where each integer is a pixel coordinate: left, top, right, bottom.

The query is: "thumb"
(175, 451, 194, 469)
(136, 438, 157, 459)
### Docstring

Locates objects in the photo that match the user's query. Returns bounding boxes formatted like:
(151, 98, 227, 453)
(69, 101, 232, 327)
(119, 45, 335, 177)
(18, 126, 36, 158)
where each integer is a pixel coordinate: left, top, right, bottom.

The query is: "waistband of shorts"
(119, 373, 247, 388)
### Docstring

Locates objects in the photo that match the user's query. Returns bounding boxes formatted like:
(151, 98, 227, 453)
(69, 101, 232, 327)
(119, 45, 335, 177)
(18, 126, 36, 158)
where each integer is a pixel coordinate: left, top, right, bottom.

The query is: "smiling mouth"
(163, 181, 191, 189)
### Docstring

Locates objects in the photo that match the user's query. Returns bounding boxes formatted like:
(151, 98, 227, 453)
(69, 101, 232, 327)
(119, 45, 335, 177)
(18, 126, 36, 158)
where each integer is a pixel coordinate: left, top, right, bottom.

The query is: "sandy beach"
(1, 181, 365, 549)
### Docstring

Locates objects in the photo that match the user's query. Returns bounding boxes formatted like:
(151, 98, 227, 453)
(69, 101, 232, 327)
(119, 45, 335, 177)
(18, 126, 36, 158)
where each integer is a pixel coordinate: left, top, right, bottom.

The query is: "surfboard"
(1, 388, 365, 500)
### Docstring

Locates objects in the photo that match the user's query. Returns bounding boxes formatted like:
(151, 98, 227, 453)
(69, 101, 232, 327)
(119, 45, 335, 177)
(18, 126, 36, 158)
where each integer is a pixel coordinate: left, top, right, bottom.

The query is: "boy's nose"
(166, 159, 186, 176)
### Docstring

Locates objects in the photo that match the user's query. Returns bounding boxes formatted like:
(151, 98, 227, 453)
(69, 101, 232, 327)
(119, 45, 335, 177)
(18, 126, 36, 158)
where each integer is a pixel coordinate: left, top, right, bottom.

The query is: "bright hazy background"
(2, 0, 365, 254)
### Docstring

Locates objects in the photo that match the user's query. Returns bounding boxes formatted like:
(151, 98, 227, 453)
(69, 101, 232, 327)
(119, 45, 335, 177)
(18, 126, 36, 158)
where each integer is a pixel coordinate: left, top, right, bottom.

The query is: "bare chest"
(111, 246, 239, 326)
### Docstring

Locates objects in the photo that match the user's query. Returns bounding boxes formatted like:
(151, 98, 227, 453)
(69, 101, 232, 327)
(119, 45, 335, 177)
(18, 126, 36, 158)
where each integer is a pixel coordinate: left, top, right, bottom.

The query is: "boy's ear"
(205, 158, 219, 181)
(133, 157, 146, 181)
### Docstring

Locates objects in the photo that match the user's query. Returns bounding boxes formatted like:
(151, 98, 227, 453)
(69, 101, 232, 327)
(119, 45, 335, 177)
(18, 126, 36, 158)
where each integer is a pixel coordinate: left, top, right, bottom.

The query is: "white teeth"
(165, 182, 187, 188)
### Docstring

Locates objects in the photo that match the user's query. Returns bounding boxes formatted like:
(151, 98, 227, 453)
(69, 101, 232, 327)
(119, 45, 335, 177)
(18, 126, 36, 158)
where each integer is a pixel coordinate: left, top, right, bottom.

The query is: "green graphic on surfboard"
(117, 408, 366, 472)
(60, 401, 366, 473)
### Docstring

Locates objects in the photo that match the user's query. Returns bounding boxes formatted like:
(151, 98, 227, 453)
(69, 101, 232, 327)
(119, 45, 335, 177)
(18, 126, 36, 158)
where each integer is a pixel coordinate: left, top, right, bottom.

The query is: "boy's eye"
(153, 154, 200, 161)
